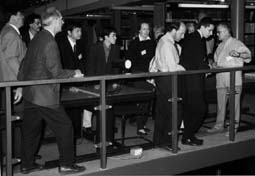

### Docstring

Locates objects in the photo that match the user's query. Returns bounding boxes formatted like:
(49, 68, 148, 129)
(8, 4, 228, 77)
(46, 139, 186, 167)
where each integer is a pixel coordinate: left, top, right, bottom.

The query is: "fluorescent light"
(246, 5, 255, 9)
(178, 3, 229, 8)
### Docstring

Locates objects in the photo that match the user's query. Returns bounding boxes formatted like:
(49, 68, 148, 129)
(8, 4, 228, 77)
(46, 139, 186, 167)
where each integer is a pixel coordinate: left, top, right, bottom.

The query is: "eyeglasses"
(217, 31, 224, 34)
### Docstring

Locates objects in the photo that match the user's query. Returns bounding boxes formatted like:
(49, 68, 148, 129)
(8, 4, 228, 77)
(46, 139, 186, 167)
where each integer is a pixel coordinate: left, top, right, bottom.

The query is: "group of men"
(151, 17, 251, 149)
(0, 5, 252, 176)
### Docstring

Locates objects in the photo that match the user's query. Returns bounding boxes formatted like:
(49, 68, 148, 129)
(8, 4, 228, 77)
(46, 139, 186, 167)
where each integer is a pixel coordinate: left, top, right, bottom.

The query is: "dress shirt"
(8, 23, 20, 35)
(153, 32, 185, 72)
(67, 36, 76, 52)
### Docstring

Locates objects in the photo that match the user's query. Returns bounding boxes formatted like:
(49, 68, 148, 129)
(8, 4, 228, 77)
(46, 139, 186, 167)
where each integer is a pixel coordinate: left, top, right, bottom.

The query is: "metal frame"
(0, 66, 254, 175)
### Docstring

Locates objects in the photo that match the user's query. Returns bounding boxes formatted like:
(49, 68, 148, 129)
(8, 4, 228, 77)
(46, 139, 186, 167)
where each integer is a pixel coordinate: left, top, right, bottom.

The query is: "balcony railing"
(0, 65, 255, 176)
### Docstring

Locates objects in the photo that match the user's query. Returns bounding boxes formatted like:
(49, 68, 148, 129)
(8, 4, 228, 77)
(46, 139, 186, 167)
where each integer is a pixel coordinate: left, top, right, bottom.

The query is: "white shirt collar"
(29, 30, 34, 40)
(67, 36, 76, 51)
(8, 23, 20, 35)
(197, 30, 203, 38)
(138, 34, 151, 41)
(165, 32, 175, 44)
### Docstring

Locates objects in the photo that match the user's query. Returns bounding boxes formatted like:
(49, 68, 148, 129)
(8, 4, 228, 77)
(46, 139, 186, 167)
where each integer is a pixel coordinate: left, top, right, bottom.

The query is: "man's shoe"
(59, 164, 86, 175)
(207, 126, 224, 133)
(181, 137, 203, 146)
(21, 163, 44, 174)
(137, 129, 147, 135)
(164, 145, 181, 152)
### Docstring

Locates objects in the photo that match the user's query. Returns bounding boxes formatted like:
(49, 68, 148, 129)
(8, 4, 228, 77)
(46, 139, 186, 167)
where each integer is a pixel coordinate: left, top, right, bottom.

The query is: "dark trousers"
(154, 76, 182, 146)
(21, 101, 75, 167)
(133, 80, 154, 130)
(182, 74, 207, 140)
(95, 109, 115, 143)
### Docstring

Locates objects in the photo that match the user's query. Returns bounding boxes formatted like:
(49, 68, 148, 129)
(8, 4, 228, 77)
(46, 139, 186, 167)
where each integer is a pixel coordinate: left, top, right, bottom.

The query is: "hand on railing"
(14, 87, 22, 104)
(74, 69, 84, 78)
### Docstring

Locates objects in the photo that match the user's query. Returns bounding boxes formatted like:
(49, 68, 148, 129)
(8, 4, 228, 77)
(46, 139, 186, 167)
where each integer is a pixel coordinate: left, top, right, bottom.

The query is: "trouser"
(133, 80, 155, 130)
(95, 109, 115, 143)
(153, 76, 182, 146)
(182, 74, 207, 140)
(214, 86, 242, 128)
(21, 101, 75, 168)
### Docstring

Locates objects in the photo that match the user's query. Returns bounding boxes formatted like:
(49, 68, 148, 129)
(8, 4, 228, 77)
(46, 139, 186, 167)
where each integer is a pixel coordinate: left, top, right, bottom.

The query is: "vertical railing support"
(229, 71, 236, 141)
(99, 80, 107, 169)
(5, 87, 12, 176)
(171, 74, 178, 153)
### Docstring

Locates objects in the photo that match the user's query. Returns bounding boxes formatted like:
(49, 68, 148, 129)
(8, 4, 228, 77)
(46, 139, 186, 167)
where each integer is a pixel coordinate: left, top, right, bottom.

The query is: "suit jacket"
(21, 29, 31, 47)
(86, 42, 120, 76)
(126, 37, 156, 73)
(18, 29, 75, 108)
(56, 34, 85, 74)
(180, 31, 208, 70)
(0, 24, 26, 81)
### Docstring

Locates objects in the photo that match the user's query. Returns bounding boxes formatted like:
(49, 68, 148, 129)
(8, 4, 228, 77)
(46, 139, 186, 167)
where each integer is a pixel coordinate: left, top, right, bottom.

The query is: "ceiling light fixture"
(178, 3, 229, 8)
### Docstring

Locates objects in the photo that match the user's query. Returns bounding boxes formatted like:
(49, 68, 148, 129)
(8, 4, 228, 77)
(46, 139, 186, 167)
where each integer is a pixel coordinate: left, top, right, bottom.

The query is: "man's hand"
(74, 69, 84, 78)
(229, 50, 240, 57)
(14, 87, 22, 104)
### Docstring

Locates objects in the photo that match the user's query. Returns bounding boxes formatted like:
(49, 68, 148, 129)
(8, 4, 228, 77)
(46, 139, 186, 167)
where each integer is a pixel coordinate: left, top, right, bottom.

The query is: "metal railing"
(0, 65, 255, 176)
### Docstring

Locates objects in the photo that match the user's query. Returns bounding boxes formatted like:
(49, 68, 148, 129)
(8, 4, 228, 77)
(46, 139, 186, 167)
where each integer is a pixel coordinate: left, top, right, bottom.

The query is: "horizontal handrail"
(0, 66, 254, 87)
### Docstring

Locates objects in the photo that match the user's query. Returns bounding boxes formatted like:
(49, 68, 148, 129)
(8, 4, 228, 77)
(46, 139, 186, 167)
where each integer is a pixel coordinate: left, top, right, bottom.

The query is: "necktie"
(73, 44, 77, 53)
(174, 43, 179, 56)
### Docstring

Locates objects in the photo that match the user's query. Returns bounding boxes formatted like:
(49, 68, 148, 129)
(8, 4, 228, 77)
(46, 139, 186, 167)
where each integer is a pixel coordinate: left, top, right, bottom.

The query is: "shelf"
(244, 33, 255, 35)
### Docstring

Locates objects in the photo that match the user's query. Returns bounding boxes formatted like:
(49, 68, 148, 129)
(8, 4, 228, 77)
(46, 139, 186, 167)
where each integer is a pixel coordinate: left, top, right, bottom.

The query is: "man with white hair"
(18, 7, 85, 175)
(207, 23, 251, 135)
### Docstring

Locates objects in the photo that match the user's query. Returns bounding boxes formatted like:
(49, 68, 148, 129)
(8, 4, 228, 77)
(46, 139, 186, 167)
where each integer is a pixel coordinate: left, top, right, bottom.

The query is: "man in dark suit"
(86, 27, 120, 145)
(126, 22, 156, 135)
(18, 7, 85, 175)
(21, 13, 41, 47)
(56, 22, 85, 74)
(56, 22, 88, 138)
(180, 17, 214, 146)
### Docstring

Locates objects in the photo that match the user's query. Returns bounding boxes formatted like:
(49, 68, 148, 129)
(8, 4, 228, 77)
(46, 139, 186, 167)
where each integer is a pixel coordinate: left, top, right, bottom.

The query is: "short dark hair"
(66, 22, 82, 32)
(137, 22, 150, 31)
(198, 17, 214, 29)
(25, 13, 41, 26)
(4, 9, 22, 23)
(100, 26, 116, 39)
(165, 22, 182, 32)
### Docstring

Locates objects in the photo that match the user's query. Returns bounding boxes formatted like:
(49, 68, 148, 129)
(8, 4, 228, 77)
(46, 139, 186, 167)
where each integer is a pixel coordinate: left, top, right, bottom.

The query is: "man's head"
(41, 7, 63, 35)
(198, 17, 214, 39)
(7, 9, 24, 29)
(26, 13, 41, 33)
(66, 22, 82, 41)
(165, 22, 186, 42)
(138, 22, 150, 40)
(101, 27, 117, 45)
(216, 23, 232, 42)
(153, 25, 164, 40)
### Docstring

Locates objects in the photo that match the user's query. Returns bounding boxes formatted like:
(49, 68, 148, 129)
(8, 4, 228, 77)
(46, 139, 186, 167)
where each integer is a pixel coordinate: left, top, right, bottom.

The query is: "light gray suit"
(0, 24, 26, 81)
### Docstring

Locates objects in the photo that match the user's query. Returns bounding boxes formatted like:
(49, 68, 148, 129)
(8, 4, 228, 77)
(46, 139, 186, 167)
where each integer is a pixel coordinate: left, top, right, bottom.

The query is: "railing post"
(99, 79, 107, 169)
(5, 87, 12, 176)
(171, 74, 178, 153)
(229, 71, 236, 141)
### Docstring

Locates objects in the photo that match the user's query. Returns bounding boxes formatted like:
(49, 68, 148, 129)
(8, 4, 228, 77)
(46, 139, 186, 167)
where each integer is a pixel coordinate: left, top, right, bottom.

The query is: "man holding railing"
(207, 23, 251, 135)
(17, 7, 85, 175)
